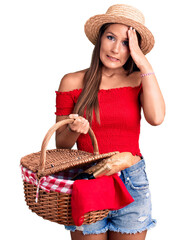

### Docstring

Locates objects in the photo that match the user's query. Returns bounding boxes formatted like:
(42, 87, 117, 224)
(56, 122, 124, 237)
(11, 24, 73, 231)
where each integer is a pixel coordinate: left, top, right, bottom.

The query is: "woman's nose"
(111, 41, 120, 53)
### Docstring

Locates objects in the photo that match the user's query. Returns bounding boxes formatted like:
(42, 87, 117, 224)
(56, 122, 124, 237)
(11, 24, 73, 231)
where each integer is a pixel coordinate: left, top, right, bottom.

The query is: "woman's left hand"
(128, 26, 148, 69)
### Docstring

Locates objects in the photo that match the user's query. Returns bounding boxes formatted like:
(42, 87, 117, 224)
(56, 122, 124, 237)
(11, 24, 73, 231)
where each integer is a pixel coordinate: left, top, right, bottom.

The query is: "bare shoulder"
(128, 71, 141, 87)
(58, 68, 88, 92)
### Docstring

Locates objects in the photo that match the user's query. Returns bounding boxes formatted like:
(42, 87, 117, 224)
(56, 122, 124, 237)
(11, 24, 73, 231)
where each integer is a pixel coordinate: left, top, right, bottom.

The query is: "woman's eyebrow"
(106, 31, 128, 40)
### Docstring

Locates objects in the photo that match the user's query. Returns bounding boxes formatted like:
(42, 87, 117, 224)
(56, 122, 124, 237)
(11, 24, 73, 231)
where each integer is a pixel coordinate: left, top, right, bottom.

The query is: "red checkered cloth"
(20, 165, 80, 202)
(21, 163, 120, 203)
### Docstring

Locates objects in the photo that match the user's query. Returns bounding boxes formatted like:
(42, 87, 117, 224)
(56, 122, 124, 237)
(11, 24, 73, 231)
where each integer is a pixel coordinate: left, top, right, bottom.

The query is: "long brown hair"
(73, 23, 141, 125)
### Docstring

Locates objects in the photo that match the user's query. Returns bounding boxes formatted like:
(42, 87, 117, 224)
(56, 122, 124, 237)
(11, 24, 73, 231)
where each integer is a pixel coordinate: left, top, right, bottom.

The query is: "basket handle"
(38, 118, 99, 174)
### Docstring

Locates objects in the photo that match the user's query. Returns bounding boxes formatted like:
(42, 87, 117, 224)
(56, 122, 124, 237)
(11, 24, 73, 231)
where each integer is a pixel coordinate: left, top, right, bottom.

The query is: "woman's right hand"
(68, 114, 90, 134)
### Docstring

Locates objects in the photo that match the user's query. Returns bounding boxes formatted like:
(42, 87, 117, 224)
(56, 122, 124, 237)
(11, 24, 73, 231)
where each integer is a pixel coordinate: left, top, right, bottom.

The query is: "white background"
(1, 0, 186, 239)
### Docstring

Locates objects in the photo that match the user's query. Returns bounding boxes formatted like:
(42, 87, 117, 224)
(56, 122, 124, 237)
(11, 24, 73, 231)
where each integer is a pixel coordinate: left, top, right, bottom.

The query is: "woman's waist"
(133, 155, 142, 165)
(122, 157, 146, 175)
(77, 140, 142, 156)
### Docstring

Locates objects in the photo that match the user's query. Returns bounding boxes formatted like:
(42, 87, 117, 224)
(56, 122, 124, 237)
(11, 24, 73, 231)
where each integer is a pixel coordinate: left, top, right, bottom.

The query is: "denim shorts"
(65, 158, 156, 235)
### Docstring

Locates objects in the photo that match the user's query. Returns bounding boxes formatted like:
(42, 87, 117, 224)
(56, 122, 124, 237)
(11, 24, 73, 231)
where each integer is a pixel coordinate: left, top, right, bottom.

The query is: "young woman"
(55, 4, 165, 240)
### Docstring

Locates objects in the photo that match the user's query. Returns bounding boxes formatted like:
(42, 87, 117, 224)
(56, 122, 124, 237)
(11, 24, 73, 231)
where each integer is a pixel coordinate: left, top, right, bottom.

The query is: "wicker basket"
(21, 118, 118, 225)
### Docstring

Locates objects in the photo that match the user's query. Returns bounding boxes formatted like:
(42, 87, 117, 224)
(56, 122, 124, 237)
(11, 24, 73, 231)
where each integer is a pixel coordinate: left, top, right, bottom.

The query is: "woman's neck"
(101, 66, 127, 78)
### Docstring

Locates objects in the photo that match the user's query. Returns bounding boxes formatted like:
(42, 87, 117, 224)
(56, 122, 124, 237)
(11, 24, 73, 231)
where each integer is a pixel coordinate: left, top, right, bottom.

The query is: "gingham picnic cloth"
(21, 165, 77, 202)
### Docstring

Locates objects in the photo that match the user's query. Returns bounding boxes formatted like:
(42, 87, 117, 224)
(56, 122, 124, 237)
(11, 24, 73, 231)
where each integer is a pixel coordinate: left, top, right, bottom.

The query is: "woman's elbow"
(150, 117, 165, 126)
(146, 113, 165, 126)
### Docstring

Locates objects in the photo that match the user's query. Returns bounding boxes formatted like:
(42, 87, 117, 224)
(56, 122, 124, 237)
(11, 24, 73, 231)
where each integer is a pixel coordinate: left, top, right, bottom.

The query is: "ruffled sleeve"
(55, 91, 75, 116)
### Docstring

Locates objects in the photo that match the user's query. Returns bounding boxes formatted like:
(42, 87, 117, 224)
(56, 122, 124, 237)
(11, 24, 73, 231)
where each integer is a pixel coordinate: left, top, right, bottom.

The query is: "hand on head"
(127, 26, 145, 68)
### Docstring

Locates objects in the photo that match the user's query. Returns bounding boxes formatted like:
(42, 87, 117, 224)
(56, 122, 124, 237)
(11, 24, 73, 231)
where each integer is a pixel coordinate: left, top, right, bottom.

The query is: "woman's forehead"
(104, 23, 129, 36)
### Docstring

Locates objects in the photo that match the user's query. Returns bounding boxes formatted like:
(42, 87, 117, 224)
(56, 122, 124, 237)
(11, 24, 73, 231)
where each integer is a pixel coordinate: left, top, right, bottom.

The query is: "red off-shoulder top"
(55, 85, 142, 156)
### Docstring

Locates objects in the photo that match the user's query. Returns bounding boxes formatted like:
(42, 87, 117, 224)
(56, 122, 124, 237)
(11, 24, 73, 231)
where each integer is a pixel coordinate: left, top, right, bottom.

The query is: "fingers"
(128, 26, 137, 44)
(68, 114, 90, 134)
(127, 26, 144, 66)
(69, 114, 79, 119)
(128, 26, 136, 34)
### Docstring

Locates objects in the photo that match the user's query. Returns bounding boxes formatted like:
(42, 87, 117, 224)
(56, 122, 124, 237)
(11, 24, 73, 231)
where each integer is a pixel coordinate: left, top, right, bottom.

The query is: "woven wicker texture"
(21, 118, 118, 177)
(84, 4, 155, 55)
(21, 148, 118, 177)
(24, 181, 109, 225)
(21, 118, 118, 225)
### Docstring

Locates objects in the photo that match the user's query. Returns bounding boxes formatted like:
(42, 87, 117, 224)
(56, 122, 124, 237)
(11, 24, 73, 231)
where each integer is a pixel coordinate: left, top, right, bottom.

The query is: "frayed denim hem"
(82, 225, 109, 235)
(66, 219, 156, 235)
(108, 219, 157, 234)
(65, 226, 76, 232)
(65, 225, 109, 235)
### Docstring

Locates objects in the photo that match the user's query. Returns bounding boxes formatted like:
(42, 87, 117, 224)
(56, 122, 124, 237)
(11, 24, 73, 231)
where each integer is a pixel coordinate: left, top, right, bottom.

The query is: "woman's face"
(100, 24, 130, 70)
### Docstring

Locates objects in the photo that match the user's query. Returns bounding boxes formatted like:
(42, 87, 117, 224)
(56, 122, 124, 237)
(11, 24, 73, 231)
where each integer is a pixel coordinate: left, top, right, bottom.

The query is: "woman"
(55, 4, 165, 240)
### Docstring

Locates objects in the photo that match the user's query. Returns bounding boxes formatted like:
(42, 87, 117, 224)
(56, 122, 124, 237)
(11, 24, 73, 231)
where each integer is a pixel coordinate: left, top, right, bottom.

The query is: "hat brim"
(84, 14, 155, 55)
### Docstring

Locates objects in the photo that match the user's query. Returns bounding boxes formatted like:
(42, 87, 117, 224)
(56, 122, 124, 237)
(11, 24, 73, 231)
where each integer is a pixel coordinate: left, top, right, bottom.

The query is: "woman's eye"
(123, 41, 129, 46)
(107, 35, 115, 41)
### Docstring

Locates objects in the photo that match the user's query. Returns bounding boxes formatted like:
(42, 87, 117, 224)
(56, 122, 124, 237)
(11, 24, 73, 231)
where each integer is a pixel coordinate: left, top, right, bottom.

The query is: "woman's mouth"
(107, 55, 119, 62)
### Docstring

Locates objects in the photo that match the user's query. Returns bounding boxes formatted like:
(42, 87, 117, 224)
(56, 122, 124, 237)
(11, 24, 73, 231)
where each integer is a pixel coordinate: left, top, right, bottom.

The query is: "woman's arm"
(56, 115, 81, 149)
(128, 27, 166, 126)
(55, 73, 90, 149)
(139, 61, 165, 125)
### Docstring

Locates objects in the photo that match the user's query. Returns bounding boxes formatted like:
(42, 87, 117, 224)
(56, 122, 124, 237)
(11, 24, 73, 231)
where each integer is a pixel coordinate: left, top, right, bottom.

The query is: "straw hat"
(84, 4, 155, 55)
